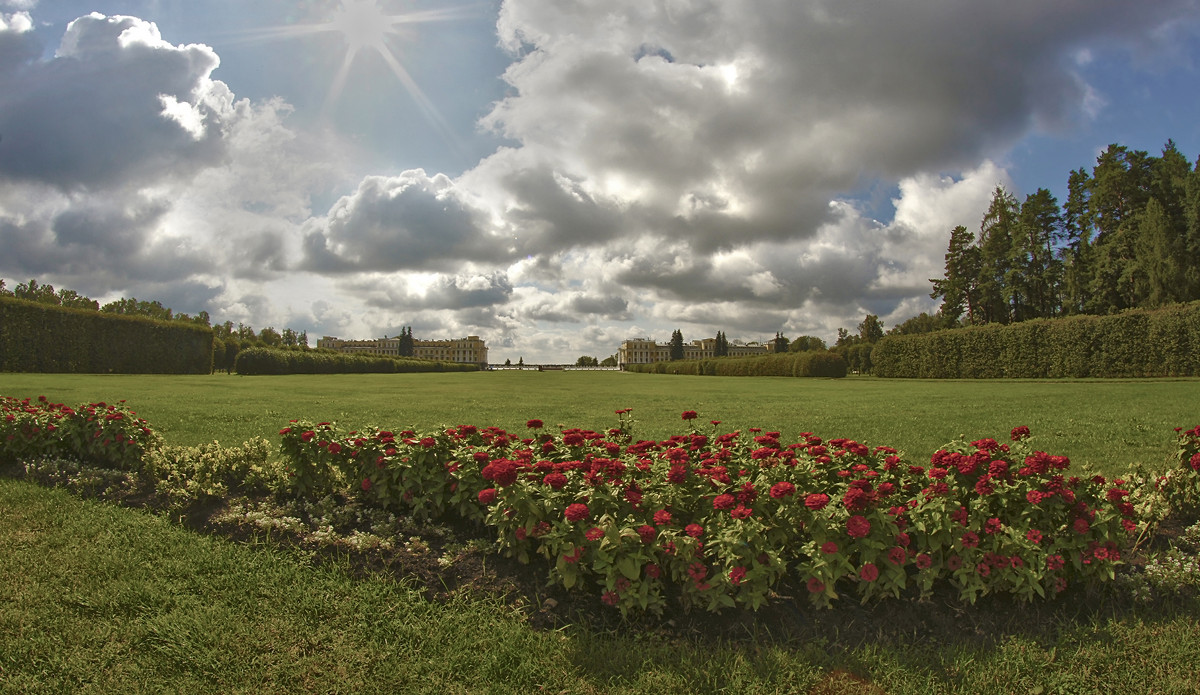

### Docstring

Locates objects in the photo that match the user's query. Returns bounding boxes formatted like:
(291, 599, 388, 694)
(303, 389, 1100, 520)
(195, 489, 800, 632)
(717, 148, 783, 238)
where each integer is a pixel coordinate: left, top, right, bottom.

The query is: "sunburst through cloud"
(230, 0, 475, 145)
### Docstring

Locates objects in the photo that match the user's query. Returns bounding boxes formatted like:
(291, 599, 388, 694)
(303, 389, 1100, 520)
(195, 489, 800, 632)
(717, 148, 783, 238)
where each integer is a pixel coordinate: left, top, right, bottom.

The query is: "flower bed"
(6, 394, 1199, 617)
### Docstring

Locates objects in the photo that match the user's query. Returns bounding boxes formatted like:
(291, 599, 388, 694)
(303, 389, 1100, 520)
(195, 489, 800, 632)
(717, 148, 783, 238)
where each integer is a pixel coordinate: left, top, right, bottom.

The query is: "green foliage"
(625, 350, 846, 378)
(874, 301, 1200, 378)
(234, 346, 478, 375)
(0, 295, 213, 374)
(144, 438, 282, 508)
(1, 396, 161, 472)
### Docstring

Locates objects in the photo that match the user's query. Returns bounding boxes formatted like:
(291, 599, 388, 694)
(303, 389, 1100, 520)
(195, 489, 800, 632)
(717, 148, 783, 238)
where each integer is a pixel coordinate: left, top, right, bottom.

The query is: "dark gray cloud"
(0, 13, 228, 190)
(301, 171, 509, 273)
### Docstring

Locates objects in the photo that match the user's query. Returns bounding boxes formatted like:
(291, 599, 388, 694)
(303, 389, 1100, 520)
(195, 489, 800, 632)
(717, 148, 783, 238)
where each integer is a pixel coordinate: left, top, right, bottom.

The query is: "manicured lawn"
(2, 372, 1197, 474)
(3, 478, 1199, 694)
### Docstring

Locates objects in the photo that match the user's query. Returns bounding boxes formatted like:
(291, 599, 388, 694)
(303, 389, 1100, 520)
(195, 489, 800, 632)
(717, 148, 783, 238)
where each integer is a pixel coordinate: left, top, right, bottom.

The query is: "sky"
(1, 1, 1199, 364)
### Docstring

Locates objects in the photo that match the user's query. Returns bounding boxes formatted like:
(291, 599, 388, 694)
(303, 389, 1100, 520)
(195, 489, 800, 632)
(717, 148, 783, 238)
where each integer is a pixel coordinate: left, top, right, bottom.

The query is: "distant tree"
(857, 314, 884, 344)
(714, 331, 729, 357)
(576, 355, 599, 367)
(504, 358, 512, 366)
(281, 328, 298, 347)
(788, 335, 827, 352)
(977, 186, 1020, 324)
(518, 356, 524, 366)
(224, 338, 241, 372)
(15, 279, 59, 305)
(55, 288, 99, 311)
(211, 338, 226, 374)
(236, 323, 257, 342)
(600, 354, 618, 367)
(888, 313, 940, 336)
(299, 330, 309, 349)
(772, 332, 789, 353)
(669, 329, 685, 360)
(398, 326, 415, 357)
(259, 326, 282, 347)
(835, 327, 856, 347)
(930, 224, 980, 326)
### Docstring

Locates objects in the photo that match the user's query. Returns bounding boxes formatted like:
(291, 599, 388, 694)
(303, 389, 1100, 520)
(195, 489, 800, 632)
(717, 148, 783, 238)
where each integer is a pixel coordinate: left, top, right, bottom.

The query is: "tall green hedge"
(234, 346, 479, 375)
(872, 301, 1200, 378)
(624, 350, 846, 378)
(0, 296, 213, 374)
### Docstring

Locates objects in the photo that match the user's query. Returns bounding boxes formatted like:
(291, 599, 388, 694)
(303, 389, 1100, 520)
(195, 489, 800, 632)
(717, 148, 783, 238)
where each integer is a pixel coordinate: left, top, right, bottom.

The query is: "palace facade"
(617, 337, 774, 367)
(317, 335, 488, 367)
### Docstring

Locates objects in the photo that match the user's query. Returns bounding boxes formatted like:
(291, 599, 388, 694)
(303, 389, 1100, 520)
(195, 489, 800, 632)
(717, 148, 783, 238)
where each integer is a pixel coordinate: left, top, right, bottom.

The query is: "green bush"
(234, 346, 478, 375)
(873, 302, 1200, 378)
(0, 296, 213, 374)
(625, 351, 846, 378)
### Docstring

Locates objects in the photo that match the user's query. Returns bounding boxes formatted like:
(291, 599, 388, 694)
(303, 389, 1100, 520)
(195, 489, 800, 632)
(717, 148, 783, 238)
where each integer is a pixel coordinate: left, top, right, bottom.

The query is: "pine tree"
(977, 186, 1020, 324)
(669, 329, 684, 361)
(930, 225, 979, 325)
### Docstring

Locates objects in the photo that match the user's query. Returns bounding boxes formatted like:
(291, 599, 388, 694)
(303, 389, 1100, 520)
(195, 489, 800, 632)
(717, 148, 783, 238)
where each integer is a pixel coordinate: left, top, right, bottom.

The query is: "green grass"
(3, 478, 1199, 694)
(2, 372, 1198, 474)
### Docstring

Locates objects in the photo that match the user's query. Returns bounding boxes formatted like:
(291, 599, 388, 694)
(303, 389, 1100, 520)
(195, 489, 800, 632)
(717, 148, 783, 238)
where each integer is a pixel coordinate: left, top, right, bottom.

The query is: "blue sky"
(2, 0, 1198, 362)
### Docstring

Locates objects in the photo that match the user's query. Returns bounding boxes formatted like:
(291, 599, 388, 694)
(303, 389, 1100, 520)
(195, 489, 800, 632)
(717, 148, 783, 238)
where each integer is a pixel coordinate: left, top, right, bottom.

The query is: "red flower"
(645, 563, 662, 578)
(477, 488, 497, 505)
(1047, 554, 1065, 571)
(585, 527, 605, 541)
(564, 503, 590, 522)
(713, 493, 736, 511)
(805, 493, 830, 511)
(482, 459, 519, 487)
(961, 531, 980, 548)
(1026, 490, 1046, 505)
(1026, 529, 1043, 544)
(887, 547, 907, 565)
(769, 481, 796, 499)
(419, 437, 436, 447)
(806, 577, 825, 593)
(859, 563, 879, 582)
(1010, 426, 1031, 441)
(667, 465, 688, 483)
(729, 566, 747, 585)
(1073, 518, 1090, 535)
(328, 442, 342, 455)
(731, 505, 753, 519)
(300, 430, 315, 442)
(653, 509, 673, 526)
(984, 518, 1003, 534)
(821, 541, 839, 555)
(915, 553, 933, 570)
(563, 432, 586, 446)
(681, 410, 698, 420)
(637, 524, 656, 543)
(601, 591, 619, 606)
(526, 419, 544, 429)
(846, 515, 871, 539)
(1190, 452, 1200, 472)
(543, 472, 568, 489)
(361, 478, 371, 491)
(685, 523, 704, 538)
(947, 555, 963, 571)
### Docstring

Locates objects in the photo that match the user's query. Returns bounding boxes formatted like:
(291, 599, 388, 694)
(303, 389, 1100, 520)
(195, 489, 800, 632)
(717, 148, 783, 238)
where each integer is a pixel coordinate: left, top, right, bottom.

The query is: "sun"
(234, 1, 474, 140)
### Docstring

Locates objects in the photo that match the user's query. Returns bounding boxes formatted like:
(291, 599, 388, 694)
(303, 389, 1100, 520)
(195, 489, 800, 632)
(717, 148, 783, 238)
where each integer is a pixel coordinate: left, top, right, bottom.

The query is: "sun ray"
(224, 0, 479, 151)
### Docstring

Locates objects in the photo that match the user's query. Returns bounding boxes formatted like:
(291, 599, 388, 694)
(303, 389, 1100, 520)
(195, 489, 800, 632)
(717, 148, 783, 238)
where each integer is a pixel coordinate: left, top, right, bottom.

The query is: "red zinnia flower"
(1191, 452, 1200, 472)
(821, 541, 839, 555)
(768, 481, 795, 499)
(685, 523, 704, 538)
(961, 531, 980, 548)
(859, 563, 879, 582)
(805, 493, 830, 511)
(1046, 554, 1065, 571)
(543, 472, 568, 489)
(477, 488, 497, 505)
(1073, 518, 1090, 535)
(731, 505, 753, 519)
(526, 419, 544, 429)
(729, 566, 746, 585)
(645, 563, 662, 578)
(846, 515, 871, 539)
(637, 524, 656, 543)
(654, 509, 673, 526)
(564, 503, 590, 522)
(947, 555, 963, 571)
(601, 590, 619, 606)
(681, 410, 699, 421)
(713, 494, 736, 511)
(300, 430, 315, 442)
(984, 518, 1003, 534)
(361, 478, 371, 491)
(585, 527, 604, 541)
(807, 577, 825, 593)
(915, 553, 933, 570)
(887, 547, 907, 565)
(1011, 426, 1031, 441)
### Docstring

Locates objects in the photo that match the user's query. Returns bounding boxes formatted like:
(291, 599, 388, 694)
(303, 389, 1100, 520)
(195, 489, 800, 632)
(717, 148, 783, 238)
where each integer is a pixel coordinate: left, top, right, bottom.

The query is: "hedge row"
(625, 350, 847, 377)
(0, 296, 213, 374)
(234, 346, 479, 375)
(873, 301, 1200, 379)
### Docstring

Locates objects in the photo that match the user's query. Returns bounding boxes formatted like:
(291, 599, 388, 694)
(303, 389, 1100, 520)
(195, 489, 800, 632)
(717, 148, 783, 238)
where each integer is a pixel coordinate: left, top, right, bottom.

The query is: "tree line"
(930, 139, 1200, 327)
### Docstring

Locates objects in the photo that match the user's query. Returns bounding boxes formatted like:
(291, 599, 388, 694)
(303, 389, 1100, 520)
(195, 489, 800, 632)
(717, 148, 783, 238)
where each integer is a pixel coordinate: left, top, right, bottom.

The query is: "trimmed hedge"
(625, 350, 846, 377)
(873, 301, 1200, 378)
(234, 346, 479, 375)
(0, 296, 213, 374)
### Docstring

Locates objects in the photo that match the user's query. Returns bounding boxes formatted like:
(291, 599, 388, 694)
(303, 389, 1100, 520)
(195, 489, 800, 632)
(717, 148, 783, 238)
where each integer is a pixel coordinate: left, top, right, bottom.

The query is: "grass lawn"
(3, 477, 1199, 694)
(2, 371, 1197, 475)
(2, 372, 1199, 693)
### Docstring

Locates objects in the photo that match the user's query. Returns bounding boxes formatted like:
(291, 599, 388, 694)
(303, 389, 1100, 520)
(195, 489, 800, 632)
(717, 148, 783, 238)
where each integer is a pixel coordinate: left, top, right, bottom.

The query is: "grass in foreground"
(1, 372, 1198, 475)
(3, 478, 1200, 694)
